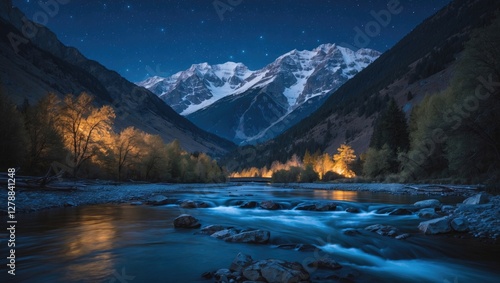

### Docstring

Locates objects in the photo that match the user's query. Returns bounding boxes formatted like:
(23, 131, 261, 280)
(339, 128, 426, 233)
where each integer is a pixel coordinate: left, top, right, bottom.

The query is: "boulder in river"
(230, 252, 254, 272)
(315, 202, 337, 211)
(207, 253, 310, 283)
(199, 225, 227, 235)
(295, 244, 319, 252)
(211, 229, 239, 239)
(418, 216, 451, 234)
(146, 195, 170, 205)
(389, 208, 413, 216)
(213, 268, 236, 282)
(451, 217, 469, 232)
(417, 208, 439, 218)
(197, 201, 214, 208)
(239, 201, 258, 209)
(295, 202, 337, 211)
(179, 200, 197, 209)
(173, 214, 201, 229)
(414, 199, 441, 208)
(345, 207, 360, 213)
(260, 200, 281, 210)
(463, 193, 489, 205)
(224, 230, 271, 244)
(376, 205, 416, 214)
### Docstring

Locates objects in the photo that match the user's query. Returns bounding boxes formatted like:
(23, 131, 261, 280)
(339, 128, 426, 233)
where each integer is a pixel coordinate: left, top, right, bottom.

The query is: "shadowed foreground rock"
(206, 253, 310, 283)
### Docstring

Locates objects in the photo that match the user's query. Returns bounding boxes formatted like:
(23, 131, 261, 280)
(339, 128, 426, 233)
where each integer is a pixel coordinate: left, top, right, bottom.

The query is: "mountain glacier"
(138, 43, 380, 143)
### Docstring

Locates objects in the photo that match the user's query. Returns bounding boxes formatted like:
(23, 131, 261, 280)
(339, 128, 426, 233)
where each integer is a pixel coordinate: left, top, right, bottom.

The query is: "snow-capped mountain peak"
(137, 62, 255, 115)
(137, 44, 380, 143)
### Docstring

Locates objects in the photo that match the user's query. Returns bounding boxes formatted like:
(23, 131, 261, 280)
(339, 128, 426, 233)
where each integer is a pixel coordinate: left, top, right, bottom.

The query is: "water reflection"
(61, 212, 117, 281)
(314, 190, 358, 201)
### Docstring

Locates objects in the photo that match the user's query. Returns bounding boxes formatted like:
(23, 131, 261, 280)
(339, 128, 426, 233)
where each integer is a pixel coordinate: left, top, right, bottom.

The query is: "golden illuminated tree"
(333, 144, 356, 177)
(57, 93, 115, 177)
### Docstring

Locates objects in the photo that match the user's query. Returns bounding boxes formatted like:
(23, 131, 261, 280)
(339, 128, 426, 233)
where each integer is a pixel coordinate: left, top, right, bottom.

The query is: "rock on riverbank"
(416, 193, 500, 240)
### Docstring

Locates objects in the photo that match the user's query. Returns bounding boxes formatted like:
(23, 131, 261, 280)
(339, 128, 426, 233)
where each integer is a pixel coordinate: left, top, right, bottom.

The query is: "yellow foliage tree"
(57, 93, 115, 177)
(333, 144, 356, 177)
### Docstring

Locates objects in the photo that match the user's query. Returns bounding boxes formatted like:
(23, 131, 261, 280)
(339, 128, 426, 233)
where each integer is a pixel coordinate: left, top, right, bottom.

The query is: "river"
(3, 185, 500, 282)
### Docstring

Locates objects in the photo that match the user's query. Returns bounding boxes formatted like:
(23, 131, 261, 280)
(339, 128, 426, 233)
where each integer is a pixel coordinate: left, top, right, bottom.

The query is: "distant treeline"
(230, 144, 356, 183)
(0, 92, 226, 183)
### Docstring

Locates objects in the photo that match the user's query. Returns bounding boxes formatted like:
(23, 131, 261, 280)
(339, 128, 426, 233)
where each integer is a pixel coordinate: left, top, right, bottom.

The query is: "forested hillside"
(223, 0, 500, 187)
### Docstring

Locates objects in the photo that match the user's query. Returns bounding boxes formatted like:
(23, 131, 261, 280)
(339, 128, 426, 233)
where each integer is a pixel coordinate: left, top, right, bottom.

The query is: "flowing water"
(2, 185, 500, 282)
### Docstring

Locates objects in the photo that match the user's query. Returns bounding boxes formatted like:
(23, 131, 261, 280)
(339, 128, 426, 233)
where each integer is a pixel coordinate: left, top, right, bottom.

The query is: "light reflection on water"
(315, 190, 359, 201)
(61, 214, 117, 282)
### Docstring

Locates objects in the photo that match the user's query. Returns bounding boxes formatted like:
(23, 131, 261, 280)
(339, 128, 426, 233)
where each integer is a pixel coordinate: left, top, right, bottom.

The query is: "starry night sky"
(13, 0, 451, 82)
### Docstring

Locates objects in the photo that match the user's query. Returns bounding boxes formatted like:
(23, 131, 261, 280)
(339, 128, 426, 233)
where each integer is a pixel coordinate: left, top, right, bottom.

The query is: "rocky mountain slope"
(0, 0, 234, 156)
(139, 44, 380, 144)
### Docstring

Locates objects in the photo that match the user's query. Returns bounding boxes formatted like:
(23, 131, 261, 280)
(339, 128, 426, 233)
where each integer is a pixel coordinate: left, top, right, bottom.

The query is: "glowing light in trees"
(230, 144, 357, 179)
